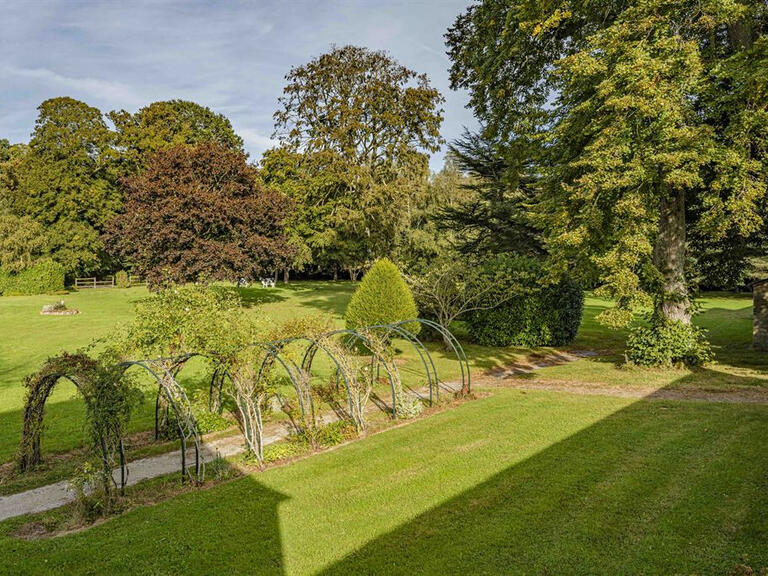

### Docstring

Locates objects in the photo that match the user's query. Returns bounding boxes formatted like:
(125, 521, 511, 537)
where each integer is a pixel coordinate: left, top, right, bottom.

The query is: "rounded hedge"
(466, 258, 584, 347)
(0, 260, 66, 296)
(345, 258, 420, 335)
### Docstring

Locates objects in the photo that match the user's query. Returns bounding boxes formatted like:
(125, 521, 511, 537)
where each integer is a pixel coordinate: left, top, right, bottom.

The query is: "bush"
(115, 270, 130, 288)
(345, 258, 420, 334)
(0, 259, 66, 296)
(466, 256, 584, 347)
(626, 320, 713, 367)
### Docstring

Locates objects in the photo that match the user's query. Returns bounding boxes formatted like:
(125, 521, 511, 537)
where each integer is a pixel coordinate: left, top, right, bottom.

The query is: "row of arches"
(18, 319, 469, 490)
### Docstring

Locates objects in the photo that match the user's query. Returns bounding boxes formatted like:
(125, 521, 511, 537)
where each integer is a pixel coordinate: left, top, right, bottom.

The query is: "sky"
(0, 0, 476, 171)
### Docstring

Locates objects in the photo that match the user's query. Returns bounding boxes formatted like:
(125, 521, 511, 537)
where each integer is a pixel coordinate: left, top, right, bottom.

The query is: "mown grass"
(0, 284, 765, 468)
(0, 388, 766, 575)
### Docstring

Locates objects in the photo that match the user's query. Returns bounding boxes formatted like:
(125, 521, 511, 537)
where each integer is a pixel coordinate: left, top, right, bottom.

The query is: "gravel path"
(0, 429, 286, 522)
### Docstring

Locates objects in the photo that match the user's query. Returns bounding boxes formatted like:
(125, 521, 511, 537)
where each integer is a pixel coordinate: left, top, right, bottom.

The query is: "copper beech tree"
(107, 143, 294, 286)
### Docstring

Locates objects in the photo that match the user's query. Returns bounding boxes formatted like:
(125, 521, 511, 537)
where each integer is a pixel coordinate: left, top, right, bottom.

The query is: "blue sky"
(0, 0, 476, 171)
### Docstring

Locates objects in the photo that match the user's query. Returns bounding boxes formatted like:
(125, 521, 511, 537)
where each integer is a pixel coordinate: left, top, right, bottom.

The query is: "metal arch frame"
(118, 358, 204, 484)
(19, 370, 128, 492)
(322, 328, 400, 421)
(395, 319, 472, 395)
(345, 323, 440, 405)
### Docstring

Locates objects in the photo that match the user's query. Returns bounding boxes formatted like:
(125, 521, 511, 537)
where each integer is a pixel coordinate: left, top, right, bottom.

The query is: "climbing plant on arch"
(18, 353, 137, 499)
(17, 319, 469, 487)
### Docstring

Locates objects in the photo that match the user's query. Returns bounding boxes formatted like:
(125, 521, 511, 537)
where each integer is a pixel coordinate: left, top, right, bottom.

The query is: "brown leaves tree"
(107, 143, 293, 286)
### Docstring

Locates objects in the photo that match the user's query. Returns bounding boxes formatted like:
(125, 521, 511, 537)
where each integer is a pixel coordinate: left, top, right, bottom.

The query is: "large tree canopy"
(107, 143, 293, 286)
(447, 0, 768, 326)
(268, 45, 444, 276)
(109, 100, 244, 173)
(8, 97, 119, 276)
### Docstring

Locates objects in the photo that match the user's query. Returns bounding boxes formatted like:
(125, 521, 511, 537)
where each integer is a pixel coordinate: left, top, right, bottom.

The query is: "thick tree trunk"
(349, 269, 359, 282)
(283, 269, 289, 284)
(654, 189, 690, 324)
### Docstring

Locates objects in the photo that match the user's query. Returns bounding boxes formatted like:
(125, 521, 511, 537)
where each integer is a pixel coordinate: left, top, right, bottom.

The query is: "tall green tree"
(270, 45, 445, 277)
(447, 1, 768, 328)
(109, 100, 244, 174)
(9, 98, 119, 276)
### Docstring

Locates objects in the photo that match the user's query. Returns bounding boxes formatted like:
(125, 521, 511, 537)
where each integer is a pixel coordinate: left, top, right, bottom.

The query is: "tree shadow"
(317, 382, 768, 574)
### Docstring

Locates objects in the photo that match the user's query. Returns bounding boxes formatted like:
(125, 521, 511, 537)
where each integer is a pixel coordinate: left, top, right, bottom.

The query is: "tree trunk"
(349, 269, 359, 282)
(273, 270, 278, 283)
(333, 267, 338, 281)
(654, 189, 690, 324)
(283, 269, 289, 284)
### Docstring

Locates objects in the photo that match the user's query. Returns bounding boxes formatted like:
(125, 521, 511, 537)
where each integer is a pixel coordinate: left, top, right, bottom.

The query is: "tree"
(8, 98, 119, 276)
(106, 143, 293, 286)
(447, 1, 768, 330)
(271, 45, 444, 275)
(109, 100, 244, 173)
(344, 258, 419, 334)
(408, 254, 512, 347)
(0, 209, 49, 273)
(435, 130, 542, 258)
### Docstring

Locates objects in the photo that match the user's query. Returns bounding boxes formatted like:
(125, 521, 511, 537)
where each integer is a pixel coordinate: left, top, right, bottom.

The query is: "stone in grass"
(40, 300, 79, 316)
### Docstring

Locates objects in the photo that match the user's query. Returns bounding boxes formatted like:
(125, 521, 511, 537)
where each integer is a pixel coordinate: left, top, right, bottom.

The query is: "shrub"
(466, 256, 584, 347)
(188, 389, 231, 434)
(345, 258, 420, 334)
(626, 320, 713, 367)
(115, 270, 130, 288)
(0, 259, 66, 296)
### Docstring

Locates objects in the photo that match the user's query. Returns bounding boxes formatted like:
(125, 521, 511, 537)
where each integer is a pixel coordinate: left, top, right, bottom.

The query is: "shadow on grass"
(317, 389, 768, 574)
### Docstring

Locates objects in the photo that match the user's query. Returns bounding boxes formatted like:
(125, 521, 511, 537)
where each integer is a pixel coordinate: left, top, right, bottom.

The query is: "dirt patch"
(494, 378, 768, 404)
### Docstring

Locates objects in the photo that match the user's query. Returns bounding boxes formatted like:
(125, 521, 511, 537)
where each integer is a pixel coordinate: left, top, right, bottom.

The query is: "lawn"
(1, 388, 766, 575)
(0, 283, 767, 574)
(0, 284, 765, 467)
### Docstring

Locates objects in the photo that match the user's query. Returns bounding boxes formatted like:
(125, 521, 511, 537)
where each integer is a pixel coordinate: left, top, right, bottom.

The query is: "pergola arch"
(119, 358, 204, 484)
(19, 354, 128, 492)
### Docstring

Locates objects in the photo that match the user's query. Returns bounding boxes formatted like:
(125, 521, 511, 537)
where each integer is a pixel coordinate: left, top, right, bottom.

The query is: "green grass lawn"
(0, 284, 765, 467)
(1, 388, 766, 575)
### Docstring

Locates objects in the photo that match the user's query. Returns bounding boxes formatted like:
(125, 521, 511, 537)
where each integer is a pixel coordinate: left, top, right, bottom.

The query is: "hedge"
(467, 272, 584, 348)
(0, 260, 66, 296)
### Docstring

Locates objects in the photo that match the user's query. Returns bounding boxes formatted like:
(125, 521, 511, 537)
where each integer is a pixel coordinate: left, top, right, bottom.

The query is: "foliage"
(408, 253, 518, 345)
(109, 99, 244, 174)
(345, 258, 419, 335)
(6, 98, 119, 276)
(466, 255, 584, 347)
(107, 143, 294, 286)
(18, 353, 140, 514)
(0, 259, 66, 296)
(189, 389, 230, 435)
(263, 439, 308, 464)
(268, 45, 444, 274)
(114, 282, 244, 359)
(435, 130, 542, 258)
(114, 270, 130, 289)
(626, 321, 713, 367)
(446, 1, 768, 330)
(0, 209, 49, 273)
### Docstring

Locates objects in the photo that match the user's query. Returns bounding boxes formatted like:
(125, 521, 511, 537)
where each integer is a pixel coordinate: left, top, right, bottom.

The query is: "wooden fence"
(74, 275, 145, 289)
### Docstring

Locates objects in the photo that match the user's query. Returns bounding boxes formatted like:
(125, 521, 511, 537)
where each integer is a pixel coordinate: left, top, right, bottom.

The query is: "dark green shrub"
(115, 270, 130, 288)
(626, 320, 713, 367)
(0, 259, 66, 296)
(345, 258, 420, 334)
(466, 256, 584, 347)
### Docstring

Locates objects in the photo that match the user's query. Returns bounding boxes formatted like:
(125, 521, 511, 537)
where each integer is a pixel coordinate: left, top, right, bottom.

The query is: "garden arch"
(19, 354, 128, 491)
(119, 358, 204, 484)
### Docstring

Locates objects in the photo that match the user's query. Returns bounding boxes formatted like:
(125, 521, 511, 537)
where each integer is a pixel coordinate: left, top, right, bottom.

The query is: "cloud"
(0, 0, 476, 170)
(0, 65, 145, 108)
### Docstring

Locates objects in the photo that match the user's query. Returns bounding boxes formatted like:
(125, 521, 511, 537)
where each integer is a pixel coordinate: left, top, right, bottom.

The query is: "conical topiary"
(344, 258, 420, 335)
